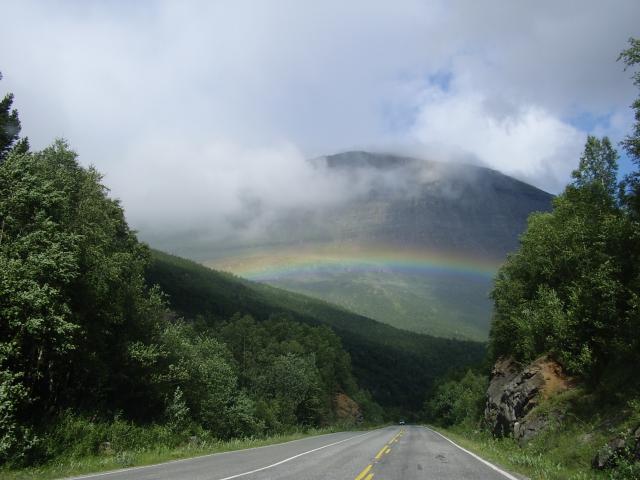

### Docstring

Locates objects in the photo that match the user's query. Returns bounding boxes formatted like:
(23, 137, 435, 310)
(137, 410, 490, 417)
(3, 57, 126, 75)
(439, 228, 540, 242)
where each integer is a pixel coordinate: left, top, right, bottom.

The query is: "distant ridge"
(323, 150, 414, 169)
(208, 151, 553, 340)
(315, 151, 553, 257)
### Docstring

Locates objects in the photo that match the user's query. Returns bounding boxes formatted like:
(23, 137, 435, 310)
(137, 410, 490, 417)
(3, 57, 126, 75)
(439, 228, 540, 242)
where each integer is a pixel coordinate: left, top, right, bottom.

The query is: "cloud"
(1, 0, 639, 253)
(408, 87, 586, 192)
(109, 138, 376, 253)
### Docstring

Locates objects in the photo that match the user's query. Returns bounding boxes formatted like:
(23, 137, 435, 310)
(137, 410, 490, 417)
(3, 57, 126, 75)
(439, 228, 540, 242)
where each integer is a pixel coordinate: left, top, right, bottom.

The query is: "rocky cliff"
(484, 356, 572, 444)
(485, 356, 640, 473)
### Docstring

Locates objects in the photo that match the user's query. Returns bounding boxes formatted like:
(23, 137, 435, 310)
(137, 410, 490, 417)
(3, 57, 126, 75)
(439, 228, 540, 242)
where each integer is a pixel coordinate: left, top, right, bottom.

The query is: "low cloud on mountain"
(1, 0, 638, 251)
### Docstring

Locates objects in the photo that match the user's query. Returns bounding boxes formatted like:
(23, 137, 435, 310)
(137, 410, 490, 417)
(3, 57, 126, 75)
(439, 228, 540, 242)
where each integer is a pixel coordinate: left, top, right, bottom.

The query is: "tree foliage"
(0, 137, 377, 464)
(619, 38, 640, 216)
(0, 86, 380, 465)
(423, 369, 487, 427)
(0, 140, 170, 459)
(490, 39, 640, 383)
(489, 132, 640, 382)
(218, 314, 357, 429)
(145, 249, 486, 411)
(0, 72, 23, 161)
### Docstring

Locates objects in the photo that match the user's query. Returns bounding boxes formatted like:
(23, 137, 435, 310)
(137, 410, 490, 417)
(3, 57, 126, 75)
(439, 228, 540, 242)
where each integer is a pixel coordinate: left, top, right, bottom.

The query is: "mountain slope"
(146, 249, 485, 410)
(207, 151, 553, 340)
(314, 151, 553, 256)
(267, 270, 492, 339)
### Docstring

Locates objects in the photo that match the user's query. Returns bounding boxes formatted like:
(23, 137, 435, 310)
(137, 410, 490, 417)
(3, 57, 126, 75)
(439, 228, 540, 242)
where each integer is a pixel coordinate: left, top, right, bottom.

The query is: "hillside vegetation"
(0, 71, 485, 476)
(146, 250, 485, 410)
(0, 81, 377, 475)
(267, 269, 492, 340)
(424, 38, 640, 480)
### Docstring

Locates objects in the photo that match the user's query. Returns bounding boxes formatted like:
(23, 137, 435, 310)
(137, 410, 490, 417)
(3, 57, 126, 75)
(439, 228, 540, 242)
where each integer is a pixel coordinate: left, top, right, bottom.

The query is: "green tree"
(156, 322, 239, 433)
(0, 139, 173, 460)
(572, 136, 618, 197)
(165, 387, 190, 434)
(489, 135, 634, 381)
(424, 370, 487, 427)
(0, 73, 24, 161)
(257, 353, 323, 426)
(619, 38, 640, 215)
(217, 314, 363, 429)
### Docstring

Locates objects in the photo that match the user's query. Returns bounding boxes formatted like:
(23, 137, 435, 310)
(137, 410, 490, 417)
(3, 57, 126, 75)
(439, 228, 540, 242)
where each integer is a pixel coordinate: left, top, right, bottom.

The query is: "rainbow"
(207, 244, 502, 281)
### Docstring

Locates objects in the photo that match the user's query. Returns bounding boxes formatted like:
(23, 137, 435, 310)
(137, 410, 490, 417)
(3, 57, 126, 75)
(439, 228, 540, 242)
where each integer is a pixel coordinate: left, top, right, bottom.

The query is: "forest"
(146, 250, 485, 411)
(423, 38, 640, 479)
(0, 71, 484, 474)
(0, 98, 365, 467)
(498, 38, 638, 389)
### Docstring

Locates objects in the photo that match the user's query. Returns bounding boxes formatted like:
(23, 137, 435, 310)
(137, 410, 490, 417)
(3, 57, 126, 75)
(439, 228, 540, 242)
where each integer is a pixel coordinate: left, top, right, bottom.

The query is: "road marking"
(357, 428, 399, 479)
(215, 431, 374, 480)
(424, 427, 521, 480)
(374, 444, 387, 460)
(354, 464, 372, 480)
(65, 430, 376, 480)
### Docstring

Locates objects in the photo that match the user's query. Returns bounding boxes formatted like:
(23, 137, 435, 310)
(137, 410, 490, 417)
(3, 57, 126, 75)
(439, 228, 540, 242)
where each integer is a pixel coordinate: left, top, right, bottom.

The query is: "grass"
(0, 424, 373, 480)
(430, 389, 640, 480)
(433, 426, 596, 480)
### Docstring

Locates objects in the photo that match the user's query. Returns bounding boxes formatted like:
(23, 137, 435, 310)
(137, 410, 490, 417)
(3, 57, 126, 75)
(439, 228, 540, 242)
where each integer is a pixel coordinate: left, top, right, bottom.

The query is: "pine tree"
(619, 38, 640, 215)
(0, 73, 22, 161)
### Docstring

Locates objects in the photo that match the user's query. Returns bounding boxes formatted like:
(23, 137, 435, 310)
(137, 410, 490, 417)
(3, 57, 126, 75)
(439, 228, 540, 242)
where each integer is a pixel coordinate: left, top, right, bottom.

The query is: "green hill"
(146, 250, 486, 411)
(266, 270, 492, 340)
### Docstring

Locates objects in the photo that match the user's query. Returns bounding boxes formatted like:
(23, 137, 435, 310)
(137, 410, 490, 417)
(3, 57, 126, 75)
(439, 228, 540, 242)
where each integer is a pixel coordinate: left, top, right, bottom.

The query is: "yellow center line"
(355, 464, 372, 480)
(354, 430, 404, 479)
(374, 444, 388, 460)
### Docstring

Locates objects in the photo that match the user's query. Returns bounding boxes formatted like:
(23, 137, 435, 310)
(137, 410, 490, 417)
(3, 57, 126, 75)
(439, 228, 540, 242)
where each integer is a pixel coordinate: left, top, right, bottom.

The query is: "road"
(68, 426, 523, 480)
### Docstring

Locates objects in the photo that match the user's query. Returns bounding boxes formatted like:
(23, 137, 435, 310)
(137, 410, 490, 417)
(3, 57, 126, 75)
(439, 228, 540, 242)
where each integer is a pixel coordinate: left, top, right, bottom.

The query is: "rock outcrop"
(485, 356, 572, 443)
(334, 393, 362, 423)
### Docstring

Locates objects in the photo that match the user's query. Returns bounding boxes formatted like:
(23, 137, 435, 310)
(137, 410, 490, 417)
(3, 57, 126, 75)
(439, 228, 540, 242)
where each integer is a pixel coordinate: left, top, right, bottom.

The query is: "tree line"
(0, 79, 377, 466)
(489, 38, 640, 386)
(425, 38, 640, 442)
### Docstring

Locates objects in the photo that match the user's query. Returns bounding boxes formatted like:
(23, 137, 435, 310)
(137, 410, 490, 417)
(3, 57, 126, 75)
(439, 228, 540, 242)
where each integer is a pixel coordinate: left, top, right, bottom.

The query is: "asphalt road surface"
(67, 425, 524, 480)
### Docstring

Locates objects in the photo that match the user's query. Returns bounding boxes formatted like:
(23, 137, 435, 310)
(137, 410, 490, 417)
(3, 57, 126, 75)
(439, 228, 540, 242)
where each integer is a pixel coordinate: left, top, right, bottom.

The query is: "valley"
(2, 7, 639, 479)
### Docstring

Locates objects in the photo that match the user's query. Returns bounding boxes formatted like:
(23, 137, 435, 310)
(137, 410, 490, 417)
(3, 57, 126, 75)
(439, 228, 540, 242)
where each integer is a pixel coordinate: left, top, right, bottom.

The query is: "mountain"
(146, 250, 485, 410)
(207, 151, 553, 340)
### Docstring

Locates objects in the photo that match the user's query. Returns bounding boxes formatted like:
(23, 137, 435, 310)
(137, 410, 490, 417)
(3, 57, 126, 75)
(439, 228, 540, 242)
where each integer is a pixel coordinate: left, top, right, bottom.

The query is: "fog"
(1, 0, 639, 254)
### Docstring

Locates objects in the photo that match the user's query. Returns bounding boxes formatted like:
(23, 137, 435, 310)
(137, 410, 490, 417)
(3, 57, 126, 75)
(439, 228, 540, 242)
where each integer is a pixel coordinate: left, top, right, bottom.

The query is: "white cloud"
(409, 87, 586, 191)
(109, 137, 361, 248)
(1, 0, 639, 251)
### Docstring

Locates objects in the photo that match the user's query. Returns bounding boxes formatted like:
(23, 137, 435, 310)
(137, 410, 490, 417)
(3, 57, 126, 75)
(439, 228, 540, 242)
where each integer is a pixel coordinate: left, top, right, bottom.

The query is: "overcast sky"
(1, 1, 639, 252)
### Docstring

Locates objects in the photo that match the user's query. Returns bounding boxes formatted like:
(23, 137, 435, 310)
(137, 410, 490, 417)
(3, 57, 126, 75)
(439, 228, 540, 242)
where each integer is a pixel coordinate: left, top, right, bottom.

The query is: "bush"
(424, 370, 488, 427)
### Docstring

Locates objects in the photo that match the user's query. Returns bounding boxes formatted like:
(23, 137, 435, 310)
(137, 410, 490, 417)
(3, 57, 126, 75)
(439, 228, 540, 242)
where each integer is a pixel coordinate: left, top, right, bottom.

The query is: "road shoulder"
(426, 426, 530, 480)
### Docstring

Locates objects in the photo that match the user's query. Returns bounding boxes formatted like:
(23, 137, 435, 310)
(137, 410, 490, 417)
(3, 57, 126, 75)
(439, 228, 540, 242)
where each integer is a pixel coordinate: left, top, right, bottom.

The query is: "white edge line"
(63, 430, 347, 479)
(215, 431, 371, 480)
(423, 426, 523, 480)
(63, 429, 377, 480)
